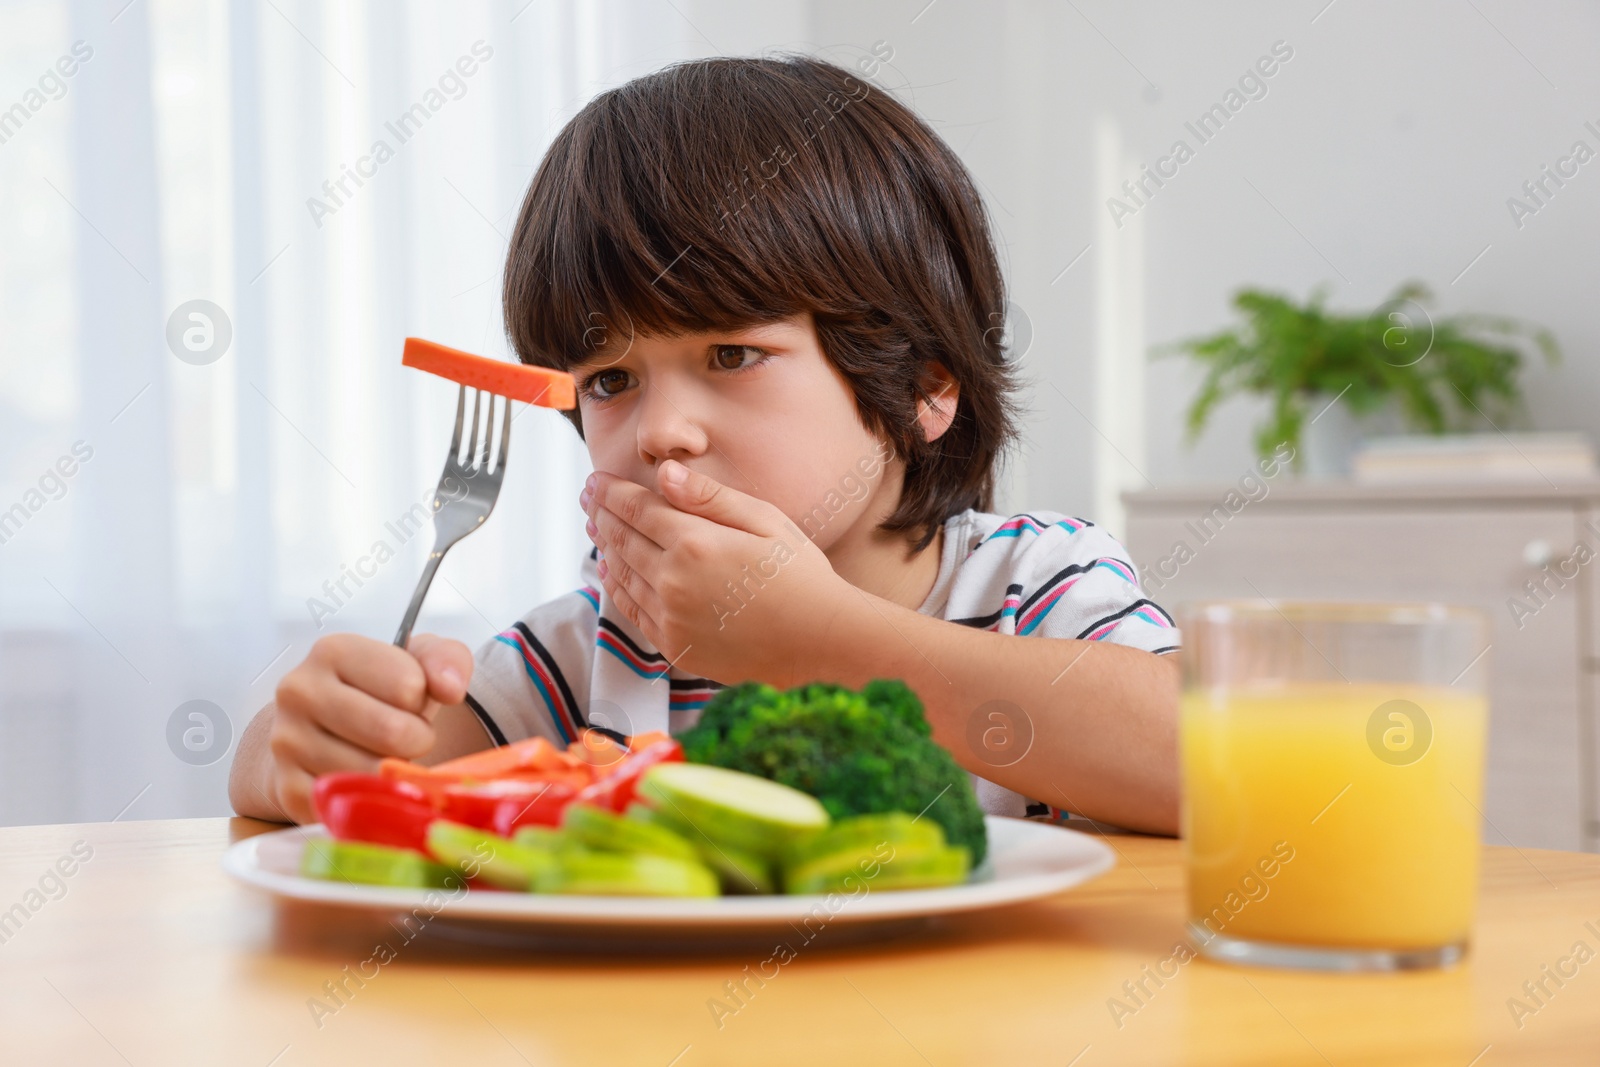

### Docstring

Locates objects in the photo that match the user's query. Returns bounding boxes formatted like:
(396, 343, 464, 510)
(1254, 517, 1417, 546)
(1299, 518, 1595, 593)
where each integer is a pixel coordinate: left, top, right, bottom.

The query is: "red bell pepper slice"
(440, 779, 555, 831)
(490, 781, 581, 838)
(313, 772, 430, 824)
(576, 739, 683, 813)
(321, 792, 436, 854)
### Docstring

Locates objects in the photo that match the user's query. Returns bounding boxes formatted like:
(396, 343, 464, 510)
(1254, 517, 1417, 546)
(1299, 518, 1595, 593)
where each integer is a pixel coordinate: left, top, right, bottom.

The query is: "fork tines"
(451, 384, 510, 473)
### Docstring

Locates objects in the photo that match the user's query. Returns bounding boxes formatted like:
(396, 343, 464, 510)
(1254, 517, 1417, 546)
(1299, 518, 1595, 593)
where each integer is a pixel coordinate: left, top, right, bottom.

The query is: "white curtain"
(0, 0, 713, 825)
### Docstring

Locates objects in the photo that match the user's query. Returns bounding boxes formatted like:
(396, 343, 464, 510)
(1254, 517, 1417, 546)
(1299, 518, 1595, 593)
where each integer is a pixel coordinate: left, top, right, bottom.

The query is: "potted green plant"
(1157, 282, 1560, 471)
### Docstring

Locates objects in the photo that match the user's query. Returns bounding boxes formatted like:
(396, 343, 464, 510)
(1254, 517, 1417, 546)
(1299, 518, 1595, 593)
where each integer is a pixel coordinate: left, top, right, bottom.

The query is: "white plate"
(223, 817, 1113, 934)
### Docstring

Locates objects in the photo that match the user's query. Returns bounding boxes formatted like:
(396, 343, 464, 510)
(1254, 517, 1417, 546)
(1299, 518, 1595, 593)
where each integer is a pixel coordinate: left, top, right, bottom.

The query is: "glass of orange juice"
(1180, 601, 1489, 971)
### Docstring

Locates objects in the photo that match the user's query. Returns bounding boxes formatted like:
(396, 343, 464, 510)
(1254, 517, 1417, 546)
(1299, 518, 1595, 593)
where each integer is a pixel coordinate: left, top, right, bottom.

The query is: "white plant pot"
(1297, 395, 1405, 480)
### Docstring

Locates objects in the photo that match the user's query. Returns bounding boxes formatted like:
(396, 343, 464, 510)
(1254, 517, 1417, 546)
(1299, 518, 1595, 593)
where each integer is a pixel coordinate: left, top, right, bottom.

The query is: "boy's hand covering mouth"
(581, 459, 851, 687)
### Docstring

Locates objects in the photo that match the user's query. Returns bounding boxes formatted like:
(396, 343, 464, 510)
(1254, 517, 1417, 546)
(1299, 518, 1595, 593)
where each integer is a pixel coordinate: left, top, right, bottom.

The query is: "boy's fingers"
(269, 769, 316, 825)
(314, 633, 431, 712)
(601, 550, 663, 624)
(656, 459, 784, 536)
(588, 474, 680, 546)
(311, 683, 436, 759)
(273, 722, 384, 780)
(591, 504, 665, 576)
(601, 570, 656, 642)
(407, 633, 474, 707)
(269, 725, 389, 824)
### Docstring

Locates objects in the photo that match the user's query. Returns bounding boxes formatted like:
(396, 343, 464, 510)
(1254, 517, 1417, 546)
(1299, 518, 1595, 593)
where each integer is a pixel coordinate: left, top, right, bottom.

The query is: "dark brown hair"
(502, 54, 1018, 551)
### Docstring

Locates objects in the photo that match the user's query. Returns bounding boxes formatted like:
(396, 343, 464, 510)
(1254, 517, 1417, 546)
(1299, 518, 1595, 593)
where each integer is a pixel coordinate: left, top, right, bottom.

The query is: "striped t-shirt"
(465, 508, 1179, 819)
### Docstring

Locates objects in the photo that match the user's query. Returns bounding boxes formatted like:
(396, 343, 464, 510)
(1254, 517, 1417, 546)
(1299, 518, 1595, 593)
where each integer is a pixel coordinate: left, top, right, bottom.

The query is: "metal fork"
(394, 386, 510, 648)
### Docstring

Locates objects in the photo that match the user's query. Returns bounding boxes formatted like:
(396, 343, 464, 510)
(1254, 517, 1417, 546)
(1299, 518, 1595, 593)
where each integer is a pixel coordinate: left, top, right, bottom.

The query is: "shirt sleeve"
(952, 513, 1181, 655)
(1011, 515, 1177, 652)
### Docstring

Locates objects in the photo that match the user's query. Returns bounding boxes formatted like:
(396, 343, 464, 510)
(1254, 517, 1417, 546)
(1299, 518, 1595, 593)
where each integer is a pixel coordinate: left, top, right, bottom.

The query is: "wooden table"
(2, 818, 1597, 1065)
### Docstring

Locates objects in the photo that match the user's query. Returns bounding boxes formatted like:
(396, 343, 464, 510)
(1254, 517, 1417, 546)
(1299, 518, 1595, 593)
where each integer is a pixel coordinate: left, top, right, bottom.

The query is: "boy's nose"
(634, 382, 709, 466)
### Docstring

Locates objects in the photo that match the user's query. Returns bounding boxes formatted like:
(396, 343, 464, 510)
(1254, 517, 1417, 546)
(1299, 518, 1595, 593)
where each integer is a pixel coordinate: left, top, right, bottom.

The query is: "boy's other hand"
(583, 459, 851, 687)
(266, 632, 472, 823)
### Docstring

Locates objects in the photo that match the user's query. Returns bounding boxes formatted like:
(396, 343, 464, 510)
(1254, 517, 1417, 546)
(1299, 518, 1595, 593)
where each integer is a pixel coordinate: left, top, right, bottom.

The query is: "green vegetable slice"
(782, 812, 946, 871)
(510, 825, 566, 852)
(628, 803, 776, 894)
(637, 762, 829, 861)
(786, 844, 971, 895)
(425, 820, 557, 891)
(562, 803, 698, 862)
(534, 849, 719, 897)
(300, 838, 456, 889)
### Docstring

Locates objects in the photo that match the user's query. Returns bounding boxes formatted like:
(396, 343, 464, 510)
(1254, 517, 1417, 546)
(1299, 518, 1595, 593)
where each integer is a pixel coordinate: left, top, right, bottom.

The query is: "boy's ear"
(915, 363, 959, 443)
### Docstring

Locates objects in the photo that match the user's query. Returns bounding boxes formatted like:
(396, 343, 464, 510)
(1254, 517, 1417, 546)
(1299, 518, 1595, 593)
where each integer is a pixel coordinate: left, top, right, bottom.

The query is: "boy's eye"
(582, 368, 631, 399)
(712, 345, 765, 371)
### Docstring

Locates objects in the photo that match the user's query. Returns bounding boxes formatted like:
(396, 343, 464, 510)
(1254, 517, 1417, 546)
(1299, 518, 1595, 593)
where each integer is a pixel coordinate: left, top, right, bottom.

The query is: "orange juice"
(1182, 682, 1487, 951)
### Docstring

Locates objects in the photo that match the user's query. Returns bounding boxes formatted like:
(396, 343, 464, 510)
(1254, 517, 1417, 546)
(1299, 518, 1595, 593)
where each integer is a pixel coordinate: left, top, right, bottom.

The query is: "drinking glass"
(1180, 600, 1490, 971)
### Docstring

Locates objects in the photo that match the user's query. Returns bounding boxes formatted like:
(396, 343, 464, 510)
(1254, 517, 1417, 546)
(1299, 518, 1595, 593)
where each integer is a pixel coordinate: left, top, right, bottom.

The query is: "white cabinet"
(1124, 482, 1599, 852)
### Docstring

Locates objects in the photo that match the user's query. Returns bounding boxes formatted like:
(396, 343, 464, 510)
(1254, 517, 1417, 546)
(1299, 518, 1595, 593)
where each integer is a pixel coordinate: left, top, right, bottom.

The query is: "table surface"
(1, 818, 1597, 1066)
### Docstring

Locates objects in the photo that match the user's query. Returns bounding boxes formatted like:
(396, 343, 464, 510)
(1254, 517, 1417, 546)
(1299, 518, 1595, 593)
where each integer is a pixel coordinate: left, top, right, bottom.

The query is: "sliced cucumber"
(690, 837, 777, 895)
(782, 812, 946, 871)
(533, 848, 719, 897)
(510, 825, 566, 852)
(629, 803, 776, 894)
(637, 763, 829, 861)
(786, 844, 971, 895)
(562, 803, 698, 863)
(425, 820, 557, 891)
(300, 838, 456, 889)
(624, 802, 664, 827)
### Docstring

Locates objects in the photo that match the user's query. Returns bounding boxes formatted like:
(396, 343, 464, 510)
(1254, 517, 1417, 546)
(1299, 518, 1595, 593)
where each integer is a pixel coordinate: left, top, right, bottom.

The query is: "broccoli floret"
(680, 679, 987, 865)
(685, 680, 785, 739)
(860, 678, 932, 737)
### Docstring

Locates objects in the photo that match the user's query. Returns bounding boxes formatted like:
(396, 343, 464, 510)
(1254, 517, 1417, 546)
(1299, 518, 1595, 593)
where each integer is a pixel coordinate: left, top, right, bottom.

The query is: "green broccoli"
(679, 679, 988, 866)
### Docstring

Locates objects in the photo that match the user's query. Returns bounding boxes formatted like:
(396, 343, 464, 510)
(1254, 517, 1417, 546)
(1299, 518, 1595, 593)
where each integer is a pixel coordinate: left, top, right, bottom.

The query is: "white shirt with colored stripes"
(465, 508, 1179, 821)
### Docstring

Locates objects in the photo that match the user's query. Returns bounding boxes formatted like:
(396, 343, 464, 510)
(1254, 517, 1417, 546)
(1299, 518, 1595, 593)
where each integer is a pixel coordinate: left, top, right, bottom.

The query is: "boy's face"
(573, 313, 905, 554)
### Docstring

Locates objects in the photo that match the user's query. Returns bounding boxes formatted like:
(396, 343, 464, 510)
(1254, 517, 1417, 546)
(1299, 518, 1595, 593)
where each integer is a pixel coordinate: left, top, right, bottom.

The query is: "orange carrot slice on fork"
(402, 337, 576, 409)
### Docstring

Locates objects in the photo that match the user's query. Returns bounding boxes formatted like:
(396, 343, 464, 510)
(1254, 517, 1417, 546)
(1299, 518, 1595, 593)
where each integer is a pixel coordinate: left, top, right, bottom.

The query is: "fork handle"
(393, 546, 449, 649)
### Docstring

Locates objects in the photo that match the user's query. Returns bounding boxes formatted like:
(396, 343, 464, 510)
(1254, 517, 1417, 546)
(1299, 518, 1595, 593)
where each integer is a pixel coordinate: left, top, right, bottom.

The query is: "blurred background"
(2, 0, 1596, 841)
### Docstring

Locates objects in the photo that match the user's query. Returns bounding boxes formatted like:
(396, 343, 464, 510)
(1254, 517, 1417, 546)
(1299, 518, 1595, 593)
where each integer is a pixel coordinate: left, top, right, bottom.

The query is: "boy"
(230, 55, 1180, 835)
